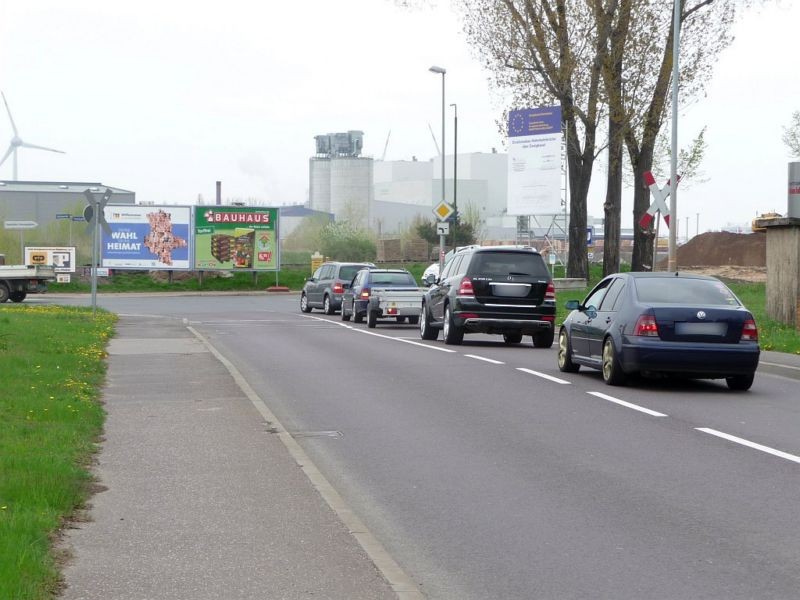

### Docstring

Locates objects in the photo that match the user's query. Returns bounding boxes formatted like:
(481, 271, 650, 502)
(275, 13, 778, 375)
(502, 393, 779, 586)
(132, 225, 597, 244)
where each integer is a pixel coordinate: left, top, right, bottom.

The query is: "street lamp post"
(450, 102, 458, 246)
(429, 65, 446, 272)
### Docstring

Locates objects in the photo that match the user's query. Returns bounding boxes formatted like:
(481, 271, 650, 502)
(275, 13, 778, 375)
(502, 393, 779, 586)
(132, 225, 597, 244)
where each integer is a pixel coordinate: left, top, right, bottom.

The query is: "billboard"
(25, 246, 76, 273)
(101, 206, 192, 270)
(507, 106, 563, 216)
(194, 207, 279, 271)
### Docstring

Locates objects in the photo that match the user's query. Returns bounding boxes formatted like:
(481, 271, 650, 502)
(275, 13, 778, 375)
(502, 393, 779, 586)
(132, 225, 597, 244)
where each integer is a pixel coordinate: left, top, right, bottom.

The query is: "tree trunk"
(603, 109, 622, 276)
(565, 123, 591, 280)
(630, 150, 655, 271)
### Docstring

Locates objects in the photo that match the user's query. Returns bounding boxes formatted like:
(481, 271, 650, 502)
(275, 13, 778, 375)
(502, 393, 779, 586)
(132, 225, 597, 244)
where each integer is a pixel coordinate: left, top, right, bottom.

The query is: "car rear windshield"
(369, 272, 416, 286)
(339, 265, 369, 280)
(468, 252, 549, 278)
(635, 278, 740, 306)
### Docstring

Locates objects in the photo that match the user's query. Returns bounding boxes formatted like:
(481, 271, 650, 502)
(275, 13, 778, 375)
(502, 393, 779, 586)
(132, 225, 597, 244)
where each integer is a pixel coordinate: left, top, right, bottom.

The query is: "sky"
(1, 0, 798, 235)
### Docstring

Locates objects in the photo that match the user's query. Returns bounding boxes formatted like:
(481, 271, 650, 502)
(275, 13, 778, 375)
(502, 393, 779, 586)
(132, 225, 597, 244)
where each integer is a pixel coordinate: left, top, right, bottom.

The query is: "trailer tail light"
(634, 315, 659, 337)
(332, 282, 344, 294)
(457, 277, 474, 296)
(741, 319, 758, 342)
(545, 281, 556, 301)
(360, 288, 371, 299)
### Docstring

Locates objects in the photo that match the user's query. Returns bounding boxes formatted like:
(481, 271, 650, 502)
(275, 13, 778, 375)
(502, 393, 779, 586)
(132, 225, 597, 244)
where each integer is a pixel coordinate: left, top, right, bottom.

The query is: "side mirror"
(306, 277, 315, 282)
(424, 273, 437, 286)
(564, 299, 580, 311)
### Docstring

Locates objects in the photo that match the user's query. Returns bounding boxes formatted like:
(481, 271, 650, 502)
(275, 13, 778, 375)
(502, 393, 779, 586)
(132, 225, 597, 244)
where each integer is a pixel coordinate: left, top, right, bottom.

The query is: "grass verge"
(0, 305, 115, 600)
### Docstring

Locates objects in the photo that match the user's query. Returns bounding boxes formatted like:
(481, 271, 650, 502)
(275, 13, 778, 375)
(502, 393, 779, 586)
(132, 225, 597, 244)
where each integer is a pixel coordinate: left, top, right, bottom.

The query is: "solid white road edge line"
(587, 391, 668, 417)
(464, 354, 505, 365)
(759, 360, 800, 372)
(696, 428, 800, 465)
(187, 326, 424, 599)
(516, 368, 570, 385)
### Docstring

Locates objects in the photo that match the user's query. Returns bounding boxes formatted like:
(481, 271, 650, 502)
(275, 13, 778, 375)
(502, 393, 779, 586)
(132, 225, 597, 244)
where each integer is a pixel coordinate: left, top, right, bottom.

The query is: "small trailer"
(0, 265, 57, 303)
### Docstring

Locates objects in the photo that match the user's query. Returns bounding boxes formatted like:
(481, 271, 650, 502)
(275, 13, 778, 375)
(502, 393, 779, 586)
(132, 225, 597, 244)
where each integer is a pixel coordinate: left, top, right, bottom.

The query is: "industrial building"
(309, 131, 532, 240)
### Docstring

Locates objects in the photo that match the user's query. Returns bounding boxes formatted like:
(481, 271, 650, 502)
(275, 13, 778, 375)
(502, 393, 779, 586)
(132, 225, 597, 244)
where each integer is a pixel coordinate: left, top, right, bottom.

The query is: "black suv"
(419, 246, 556, 346)
(300, 261, 374, 314)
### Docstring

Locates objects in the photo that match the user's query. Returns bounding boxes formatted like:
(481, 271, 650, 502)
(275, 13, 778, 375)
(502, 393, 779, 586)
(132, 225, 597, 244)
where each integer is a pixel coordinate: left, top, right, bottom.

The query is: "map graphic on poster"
(194, 207, 279, 271)
(101, 206, 191, 270)
(507, 106, 563, 216)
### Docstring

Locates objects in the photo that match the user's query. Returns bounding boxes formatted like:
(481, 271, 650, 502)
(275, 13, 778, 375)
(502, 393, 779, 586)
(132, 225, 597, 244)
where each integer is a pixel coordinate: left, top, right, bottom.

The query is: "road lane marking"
(516, 368, 570, 384)
(696, 428, 800, 464)
(465, 354, 505, 365)
(395, 338, 457, 352)
(187, 326, 424, 599)
(587, 391, 668, 417)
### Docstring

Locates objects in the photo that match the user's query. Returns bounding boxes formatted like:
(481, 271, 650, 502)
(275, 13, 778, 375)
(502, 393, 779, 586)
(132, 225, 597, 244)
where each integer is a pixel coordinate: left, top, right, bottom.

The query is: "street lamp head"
(428, 65, 446, 74)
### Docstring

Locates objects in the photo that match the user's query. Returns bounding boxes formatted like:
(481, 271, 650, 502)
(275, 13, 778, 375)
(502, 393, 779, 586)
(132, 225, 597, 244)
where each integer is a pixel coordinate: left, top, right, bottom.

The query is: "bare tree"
(782, 111, 800, 158)
(460, 0, 613, 279)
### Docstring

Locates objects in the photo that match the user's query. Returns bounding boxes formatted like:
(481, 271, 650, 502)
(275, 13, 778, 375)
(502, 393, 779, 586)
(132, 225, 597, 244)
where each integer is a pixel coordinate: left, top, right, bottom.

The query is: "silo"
(309, 157, 331, 213)
(330, 156, 373, 229)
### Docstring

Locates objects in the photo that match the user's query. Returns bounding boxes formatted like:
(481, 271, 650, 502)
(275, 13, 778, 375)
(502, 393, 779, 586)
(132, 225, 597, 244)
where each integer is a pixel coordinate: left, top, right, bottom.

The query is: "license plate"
(675, 322, 727, 335)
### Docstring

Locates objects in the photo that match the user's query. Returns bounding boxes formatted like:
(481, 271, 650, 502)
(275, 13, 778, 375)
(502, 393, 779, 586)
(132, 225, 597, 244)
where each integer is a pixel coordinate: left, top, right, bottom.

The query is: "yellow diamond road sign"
(433, 201, 454, 221)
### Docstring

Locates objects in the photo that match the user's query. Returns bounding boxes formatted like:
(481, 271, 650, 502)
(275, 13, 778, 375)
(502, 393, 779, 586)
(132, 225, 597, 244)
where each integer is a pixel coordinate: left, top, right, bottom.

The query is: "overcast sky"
(1, 0, 798, 234)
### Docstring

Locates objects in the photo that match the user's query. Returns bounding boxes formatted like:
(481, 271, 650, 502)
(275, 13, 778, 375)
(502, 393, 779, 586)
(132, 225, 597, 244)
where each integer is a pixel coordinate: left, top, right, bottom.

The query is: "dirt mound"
(677, 231, 766, 267)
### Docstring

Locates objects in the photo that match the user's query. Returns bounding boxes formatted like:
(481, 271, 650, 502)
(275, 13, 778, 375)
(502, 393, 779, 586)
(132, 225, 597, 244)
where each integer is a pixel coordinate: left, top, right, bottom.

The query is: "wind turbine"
(0, 91, 65, 180)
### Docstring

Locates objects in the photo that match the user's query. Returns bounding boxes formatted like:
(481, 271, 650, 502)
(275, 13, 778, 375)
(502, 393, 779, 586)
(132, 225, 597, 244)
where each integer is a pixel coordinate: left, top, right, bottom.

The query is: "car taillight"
(457, 277, 474, 296)
(545, 281, 555, 301)
(741, 319, 758, 342)
(634, 315, 659, 337)
(360, 288, 371, 299)
(332, 282, 344, 294)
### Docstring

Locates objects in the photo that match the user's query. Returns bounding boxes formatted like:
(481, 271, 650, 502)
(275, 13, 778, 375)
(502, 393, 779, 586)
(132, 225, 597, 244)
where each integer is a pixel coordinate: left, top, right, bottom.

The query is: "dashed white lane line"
(517, 368, 570, 385)
(696, 428, 800, 464)
(587, 391, 668, 417)
(464, 354, 505, 365)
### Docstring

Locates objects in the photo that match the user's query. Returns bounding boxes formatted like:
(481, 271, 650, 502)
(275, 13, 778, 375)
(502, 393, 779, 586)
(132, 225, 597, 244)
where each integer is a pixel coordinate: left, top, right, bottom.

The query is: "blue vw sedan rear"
(557, 272, 760, 390)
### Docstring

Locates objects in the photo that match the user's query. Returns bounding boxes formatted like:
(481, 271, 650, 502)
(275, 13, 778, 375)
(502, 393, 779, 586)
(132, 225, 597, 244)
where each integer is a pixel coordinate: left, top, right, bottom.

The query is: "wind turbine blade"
(0, 145, 14, 168)
(1, 92, 19, 137)
(20, 142, 65, 154)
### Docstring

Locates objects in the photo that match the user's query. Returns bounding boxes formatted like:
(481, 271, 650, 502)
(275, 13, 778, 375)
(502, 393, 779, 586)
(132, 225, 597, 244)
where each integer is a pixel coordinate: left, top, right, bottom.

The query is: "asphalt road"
(43, 293, 800, 599)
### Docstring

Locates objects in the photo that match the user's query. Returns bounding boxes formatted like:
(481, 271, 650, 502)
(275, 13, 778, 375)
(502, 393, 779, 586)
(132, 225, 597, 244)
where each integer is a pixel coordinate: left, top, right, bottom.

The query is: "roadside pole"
(83, 188, 113, 316)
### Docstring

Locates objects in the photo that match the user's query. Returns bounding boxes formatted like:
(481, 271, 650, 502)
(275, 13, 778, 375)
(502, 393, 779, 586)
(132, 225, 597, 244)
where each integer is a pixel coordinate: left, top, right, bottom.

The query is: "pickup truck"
(0, 264, 57, 303)
(340, 268, 425, 328)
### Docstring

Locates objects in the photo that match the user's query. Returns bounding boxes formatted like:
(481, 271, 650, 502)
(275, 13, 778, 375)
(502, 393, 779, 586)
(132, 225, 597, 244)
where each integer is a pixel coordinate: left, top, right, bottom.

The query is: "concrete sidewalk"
(60, 315, 416, 600)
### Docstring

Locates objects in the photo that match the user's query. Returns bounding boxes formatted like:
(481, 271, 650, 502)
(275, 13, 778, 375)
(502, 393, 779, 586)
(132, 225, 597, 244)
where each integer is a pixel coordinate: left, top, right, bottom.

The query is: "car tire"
(420, 303, 438, 340)
(533, 328, 554, 348)
(341, 301, 351, 321)
(602, 337, 626, 386)
(323, 295, 335, 315)
(503, 333, 523, 345)
(443, 305, 464, 345)
(354, 310, 363, 324)
(367, 310, 377, 328)
(557, 329, 580, 373)
(407, 315, 419, 325)
(300, 293, 312, 313)
(726, 372, 754, 391)
(9, 291, 26, 303)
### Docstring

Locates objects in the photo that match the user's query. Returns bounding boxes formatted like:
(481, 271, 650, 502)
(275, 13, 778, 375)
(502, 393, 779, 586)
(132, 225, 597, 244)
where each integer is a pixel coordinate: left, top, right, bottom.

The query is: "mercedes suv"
(419, 246, 556, 346)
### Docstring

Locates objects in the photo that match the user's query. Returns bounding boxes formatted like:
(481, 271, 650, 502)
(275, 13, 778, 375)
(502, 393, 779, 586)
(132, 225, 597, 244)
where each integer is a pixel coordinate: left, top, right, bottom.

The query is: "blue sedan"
(557, 272, 760, 390)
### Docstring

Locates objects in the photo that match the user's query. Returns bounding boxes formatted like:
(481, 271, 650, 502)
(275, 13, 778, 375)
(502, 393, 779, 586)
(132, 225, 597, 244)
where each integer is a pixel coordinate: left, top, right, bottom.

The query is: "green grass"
(0, 305, 115, 600)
